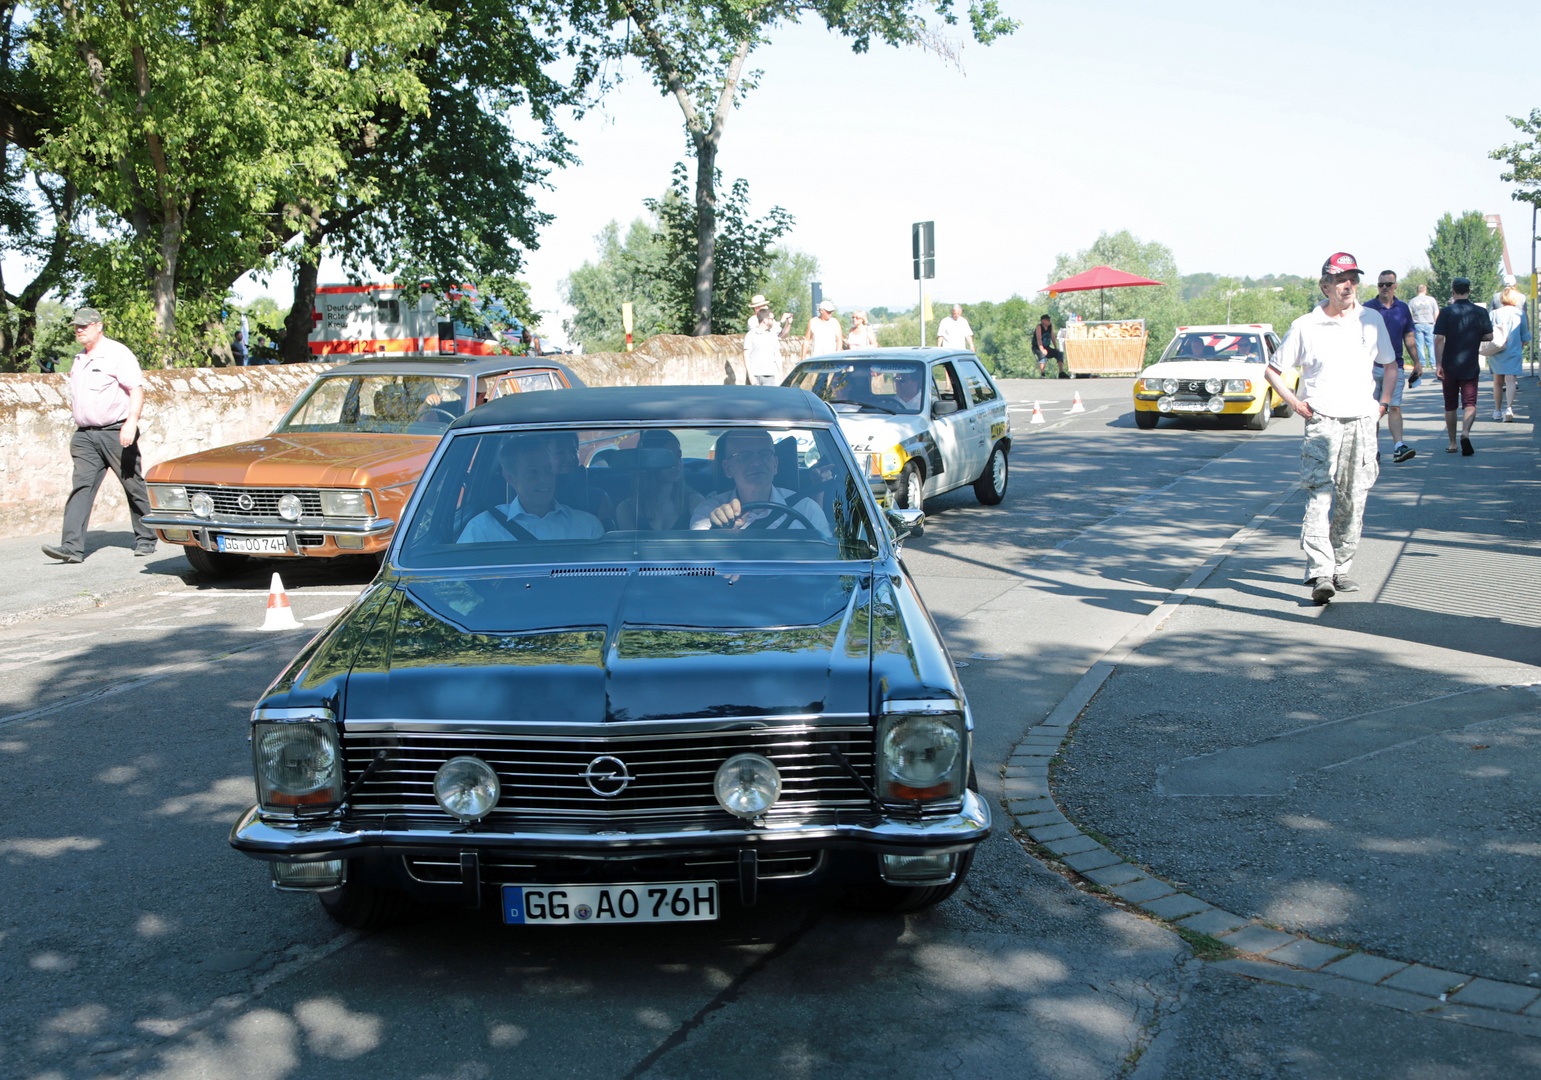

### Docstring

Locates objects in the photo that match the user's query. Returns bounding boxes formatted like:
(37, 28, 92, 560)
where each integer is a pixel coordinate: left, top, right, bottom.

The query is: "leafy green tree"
(967, 295, 1035, 376)
(561, 218, 671, 352)
(1046, 230, 1184, 367)
(1184, 277, 1314, 331)
(645, 162, 792, 335)
(1491, 108, 1541, 210)
(760, 245, 819, 330)
(25, 0, 439, 363)
(1426, 211, 1505, 305)
(615, 0, 1016, 335)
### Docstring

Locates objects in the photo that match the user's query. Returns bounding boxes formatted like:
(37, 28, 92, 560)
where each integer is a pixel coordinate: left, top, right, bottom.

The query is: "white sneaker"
(1493, 409, 1504, 421)
(1505, 409, 1517, 423)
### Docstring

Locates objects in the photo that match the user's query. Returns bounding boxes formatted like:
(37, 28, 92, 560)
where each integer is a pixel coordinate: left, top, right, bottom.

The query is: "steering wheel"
(710, 500, 819, 532)
(418, 407, 458, 425)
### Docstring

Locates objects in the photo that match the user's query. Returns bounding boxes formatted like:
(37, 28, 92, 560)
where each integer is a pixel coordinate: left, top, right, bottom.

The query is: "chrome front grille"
(342, 727, 875, 824)
(184, 486, 325, 517)
(404, 849, 823, 885)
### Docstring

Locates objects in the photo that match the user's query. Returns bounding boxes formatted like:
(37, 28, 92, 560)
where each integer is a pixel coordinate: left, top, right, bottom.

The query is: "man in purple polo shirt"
(43, 307, 156, 563)
(1365, 269, 1420, 463)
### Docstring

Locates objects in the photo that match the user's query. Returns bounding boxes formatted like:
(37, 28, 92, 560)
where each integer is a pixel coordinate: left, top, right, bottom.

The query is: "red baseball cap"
(1321, 252, 1362, 276)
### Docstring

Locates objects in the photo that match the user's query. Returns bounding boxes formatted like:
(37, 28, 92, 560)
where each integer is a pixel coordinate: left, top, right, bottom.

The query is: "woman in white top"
(845, 310, 878, 348)
(1488, 287, 1530, 422)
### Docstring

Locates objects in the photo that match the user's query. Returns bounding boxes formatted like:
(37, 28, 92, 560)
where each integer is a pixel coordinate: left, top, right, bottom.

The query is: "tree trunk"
(151, 214, 180, 344)
(284, 255, 320, 365)
(692, 141, 716, 336)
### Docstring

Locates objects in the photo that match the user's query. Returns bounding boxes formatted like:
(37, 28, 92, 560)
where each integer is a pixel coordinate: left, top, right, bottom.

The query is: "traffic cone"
(1030, 401, 1045, 425)
(260, 572, 303, 631)
(1069, 391, 1085, 413)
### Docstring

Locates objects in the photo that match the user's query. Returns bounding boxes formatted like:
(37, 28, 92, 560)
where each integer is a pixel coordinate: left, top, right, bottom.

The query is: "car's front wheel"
(183, 546, 247, 578)
(318, 882, 411, 929)
(1245, 393, 1272, 431)
(973, 444, 1008, 505)
(1134, 409, 1159, 430)
(896, 462, 924, 512)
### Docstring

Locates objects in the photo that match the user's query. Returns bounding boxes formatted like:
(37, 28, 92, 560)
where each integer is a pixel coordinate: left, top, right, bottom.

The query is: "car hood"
(1139, 359, 1272, 381)
(146, 433, 436, 487)
(334, 570, 876, 725)
(828, 409, 926, 450)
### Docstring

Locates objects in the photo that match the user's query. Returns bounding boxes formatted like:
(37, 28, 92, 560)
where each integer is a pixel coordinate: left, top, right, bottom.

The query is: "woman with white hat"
(744, 294, 791, 384)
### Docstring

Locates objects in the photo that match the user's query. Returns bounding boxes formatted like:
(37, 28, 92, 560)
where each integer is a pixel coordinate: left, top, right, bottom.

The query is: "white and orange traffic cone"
(260, 572, 303, 631)
(1069, 391, 1085, 413)
(1029, 401, 1045, 425)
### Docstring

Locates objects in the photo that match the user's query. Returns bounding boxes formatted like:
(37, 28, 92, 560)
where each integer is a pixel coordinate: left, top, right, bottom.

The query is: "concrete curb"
(1005, 480, 1541, 1038)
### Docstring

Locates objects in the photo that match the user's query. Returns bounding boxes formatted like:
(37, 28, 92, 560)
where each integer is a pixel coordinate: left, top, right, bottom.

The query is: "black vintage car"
(230, 386, 991, 926)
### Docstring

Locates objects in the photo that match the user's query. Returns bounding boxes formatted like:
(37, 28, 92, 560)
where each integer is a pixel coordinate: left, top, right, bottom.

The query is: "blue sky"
(238, 1, 1539, 337)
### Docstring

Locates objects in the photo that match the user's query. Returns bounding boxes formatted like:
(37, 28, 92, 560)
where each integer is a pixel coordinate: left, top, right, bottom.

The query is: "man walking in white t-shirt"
(936, 305, 974, 350)
(1264, 253, 1398, 605)
(802, 301, 844, 359)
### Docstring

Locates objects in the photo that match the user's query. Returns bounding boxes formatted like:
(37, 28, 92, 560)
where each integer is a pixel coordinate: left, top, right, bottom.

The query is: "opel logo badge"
(237, 493, 254, 511)
(581, 756, 632, 797)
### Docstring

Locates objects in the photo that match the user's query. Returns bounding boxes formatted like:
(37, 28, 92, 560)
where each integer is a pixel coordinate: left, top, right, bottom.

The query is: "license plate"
(1170, 400, 1206, 412)
(502, 882, 718, 925)
(216, 535, 289, 554)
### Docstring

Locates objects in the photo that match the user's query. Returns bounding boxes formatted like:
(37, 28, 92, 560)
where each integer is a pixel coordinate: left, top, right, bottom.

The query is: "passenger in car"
(690, 429, 829, 533)
(616, 430, 704, 530)
(457, 434, 605, 542)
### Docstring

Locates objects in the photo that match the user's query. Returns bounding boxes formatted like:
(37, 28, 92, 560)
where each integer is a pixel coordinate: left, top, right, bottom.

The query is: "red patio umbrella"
(1040, 265, 1165, 319)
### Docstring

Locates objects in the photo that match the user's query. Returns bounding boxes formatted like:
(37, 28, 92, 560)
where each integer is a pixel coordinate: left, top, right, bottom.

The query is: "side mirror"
(885, 507, 924, 543)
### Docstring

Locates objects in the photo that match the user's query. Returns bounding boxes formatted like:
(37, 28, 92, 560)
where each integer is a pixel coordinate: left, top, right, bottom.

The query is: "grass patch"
(1174, 925, 1237, 962)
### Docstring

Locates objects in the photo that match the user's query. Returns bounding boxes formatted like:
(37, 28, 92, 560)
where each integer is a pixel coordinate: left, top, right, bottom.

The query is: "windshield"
(399, 424, 880, 568)
(786, 359, 927, 414)
(1160, 333, 1266, 364)
(277, 374, 474, 435)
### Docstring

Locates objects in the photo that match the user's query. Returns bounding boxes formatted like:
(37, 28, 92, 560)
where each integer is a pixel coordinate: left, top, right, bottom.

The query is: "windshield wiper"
(827, 398, 898, 414)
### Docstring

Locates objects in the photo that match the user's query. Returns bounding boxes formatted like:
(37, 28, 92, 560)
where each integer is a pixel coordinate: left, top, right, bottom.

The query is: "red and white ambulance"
(309, 284, 525, 357)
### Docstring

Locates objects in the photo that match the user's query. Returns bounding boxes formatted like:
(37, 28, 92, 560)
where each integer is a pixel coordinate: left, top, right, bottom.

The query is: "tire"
(1134, 409, 1159, 430)
(183, 545, 247, 578)
(318, 882, 411, 929)
(896, 462, 924, 512)
(840, 848, 976, 914)
(1245, 393, 1271, 431)
(1272, 395, 1294, 419)
(973, 444, 1008, 505)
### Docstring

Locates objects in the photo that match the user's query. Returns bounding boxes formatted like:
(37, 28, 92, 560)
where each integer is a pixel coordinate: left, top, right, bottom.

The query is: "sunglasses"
(1378, 281, 1396, 288)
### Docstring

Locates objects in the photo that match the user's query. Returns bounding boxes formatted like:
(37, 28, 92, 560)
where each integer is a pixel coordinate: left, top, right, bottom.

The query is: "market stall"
(1040, 265, 1164, 377)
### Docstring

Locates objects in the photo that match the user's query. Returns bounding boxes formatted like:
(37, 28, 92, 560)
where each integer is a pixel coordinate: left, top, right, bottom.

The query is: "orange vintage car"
(144, 355, 583, 576)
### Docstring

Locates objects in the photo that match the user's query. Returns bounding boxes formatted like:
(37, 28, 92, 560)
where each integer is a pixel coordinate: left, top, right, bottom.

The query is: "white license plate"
(1170, 400, 1206, 412)
(502, 882, 718, 925)
(216, 535, 289, 554)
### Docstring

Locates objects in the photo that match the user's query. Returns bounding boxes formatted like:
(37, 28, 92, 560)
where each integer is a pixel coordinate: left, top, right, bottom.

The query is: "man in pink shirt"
(43, 307, 156, 563)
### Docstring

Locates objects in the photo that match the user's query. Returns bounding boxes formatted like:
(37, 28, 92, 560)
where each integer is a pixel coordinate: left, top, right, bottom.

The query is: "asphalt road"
(1, 376, 1531, 1079)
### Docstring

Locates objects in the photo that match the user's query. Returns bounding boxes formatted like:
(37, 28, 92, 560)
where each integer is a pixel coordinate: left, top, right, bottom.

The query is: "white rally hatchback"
(783, 348, 1011, 511)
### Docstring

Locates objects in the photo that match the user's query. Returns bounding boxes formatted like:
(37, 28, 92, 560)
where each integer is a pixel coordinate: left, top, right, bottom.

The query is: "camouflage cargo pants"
(1300, 413, 1378, 580)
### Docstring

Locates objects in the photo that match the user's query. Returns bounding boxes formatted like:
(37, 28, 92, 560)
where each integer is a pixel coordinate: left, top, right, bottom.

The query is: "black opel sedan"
(230, 386, 991, 927)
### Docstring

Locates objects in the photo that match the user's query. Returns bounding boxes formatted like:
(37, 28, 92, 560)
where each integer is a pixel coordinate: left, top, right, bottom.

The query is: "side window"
(376, 298, 401, 324)
(931, 363, 964, 416)
(495, 371, 557, 396)
(955, 359, 998, 408)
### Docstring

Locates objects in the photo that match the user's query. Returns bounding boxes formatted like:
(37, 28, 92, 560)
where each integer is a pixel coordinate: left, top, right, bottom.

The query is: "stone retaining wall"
(0, 333, 802, 540)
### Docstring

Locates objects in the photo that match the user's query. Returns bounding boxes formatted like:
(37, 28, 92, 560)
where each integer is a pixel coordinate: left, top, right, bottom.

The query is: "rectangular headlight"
(252, 720, 343, 813)
(876, 707, 967, 802)
(319, 489, 373, 517)
(149, 484, 190, 510)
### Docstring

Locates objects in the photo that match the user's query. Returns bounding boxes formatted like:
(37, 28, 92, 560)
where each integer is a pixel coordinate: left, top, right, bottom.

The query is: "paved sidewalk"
(0, 522, 196, 625)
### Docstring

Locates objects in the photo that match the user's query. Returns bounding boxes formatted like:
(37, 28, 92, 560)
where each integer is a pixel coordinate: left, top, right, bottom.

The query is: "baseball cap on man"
(71, 306, 103, 326)
(1320, 252, 1362, 276)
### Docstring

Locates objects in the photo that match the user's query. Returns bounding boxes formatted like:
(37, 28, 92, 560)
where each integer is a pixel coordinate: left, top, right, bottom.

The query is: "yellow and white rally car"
(1133, 324, 1298, 431)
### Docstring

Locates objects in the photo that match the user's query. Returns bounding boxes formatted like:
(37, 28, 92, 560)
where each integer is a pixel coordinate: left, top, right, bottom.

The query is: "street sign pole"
(912, 221, 935, 347)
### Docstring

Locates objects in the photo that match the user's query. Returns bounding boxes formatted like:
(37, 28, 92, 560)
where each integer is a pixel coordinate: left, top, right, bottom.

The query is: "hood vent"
(549, 567, 629, 578)
(639, 565, 716, 577)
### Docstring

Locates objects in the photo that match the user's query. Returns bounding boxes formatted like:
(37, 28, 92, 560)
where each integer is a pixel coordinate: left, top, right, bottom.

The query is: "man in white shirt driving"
(691, 429, 829, 532)
(458, 433, 605, 542)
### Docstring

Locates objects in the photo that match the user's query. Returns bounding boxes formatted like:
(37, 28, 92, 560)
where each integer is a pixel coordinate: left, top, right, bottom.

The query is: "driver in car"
(458, 433, 605, 542)
(690, 429, 829, 533)
(892, 368, 924, 411)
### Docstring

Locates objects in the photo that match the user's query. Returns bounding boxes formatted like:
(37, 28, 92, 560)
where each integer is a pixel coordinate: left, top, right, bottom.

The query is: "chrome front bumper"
(229, 790, 993, 864)
(143, 516, 395, 553)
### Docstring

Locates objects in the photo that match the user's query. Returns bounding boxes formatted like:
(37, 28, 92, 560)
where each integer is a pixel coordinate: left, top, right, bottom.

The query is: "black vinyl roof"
(322, 354, 583, 385)
(450, 385, 836, 429)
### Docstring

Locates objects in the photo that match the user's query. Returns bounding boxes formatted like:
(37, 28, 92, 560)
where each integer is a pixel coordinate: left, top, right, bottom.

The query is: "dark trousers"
(61, 427, 154, 556)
